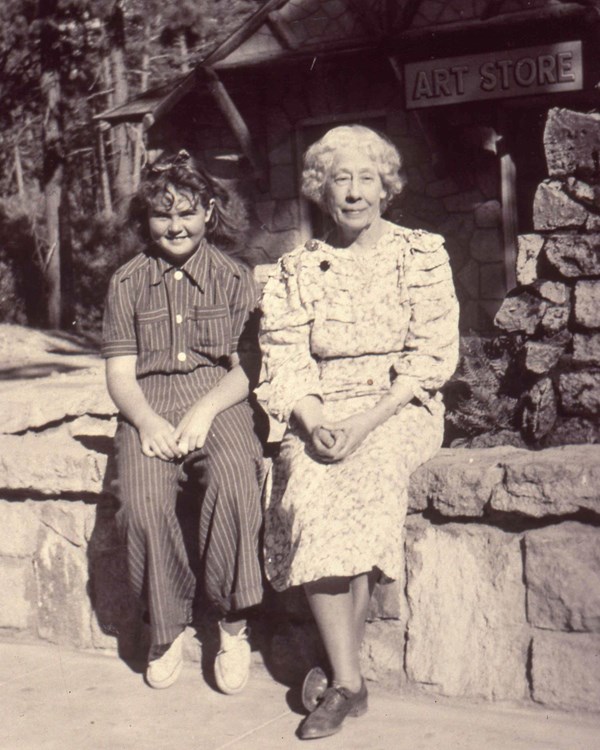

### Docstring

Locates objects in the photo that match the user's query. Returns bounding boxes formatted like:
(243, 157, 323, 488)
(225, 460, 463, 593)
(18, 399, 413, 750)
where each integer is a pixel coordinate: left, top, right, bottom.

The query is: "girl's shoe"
(146, 631, 185, 689)
(214, 621, 251, 695)
(301, 666, 329, 712)
(297, 679, 368, 740)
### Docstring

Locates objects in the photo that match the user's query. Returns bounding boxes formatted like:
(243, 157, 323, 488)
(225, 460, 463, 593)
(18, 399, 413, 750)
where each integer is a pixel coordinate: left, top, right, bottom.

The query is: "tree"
(0, 0, 264, 330)
(38, 0, 64, 328)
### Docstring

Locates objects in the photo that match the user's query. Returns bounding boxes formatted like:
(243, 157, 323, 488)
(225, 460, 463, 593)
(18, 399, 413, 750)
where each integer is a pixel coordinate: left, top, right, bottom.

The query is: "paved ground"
(2, 642, 599, 750)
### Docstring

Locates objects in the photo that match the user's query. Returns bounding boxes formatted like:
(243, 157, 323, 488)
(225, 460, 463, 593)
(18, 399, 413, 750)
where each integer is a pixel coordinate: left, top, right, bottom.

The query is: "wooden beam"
(202, 67, 267, 187)
(202, 0, 287, 67)
(496, 113, 518, 292)
(266, 11, 299, 50)
(346, 0, 384, 35)
(397, 0, 424, 31)
(481, 0, 506, 21)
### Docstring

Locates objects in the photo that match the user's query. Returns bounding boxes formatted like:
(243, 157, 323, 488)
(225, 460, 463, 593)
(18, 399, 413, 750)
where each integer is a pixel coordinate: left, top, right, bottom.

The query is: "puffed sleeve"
(393, 231, 459, 402)
(257, 249, 322, 423)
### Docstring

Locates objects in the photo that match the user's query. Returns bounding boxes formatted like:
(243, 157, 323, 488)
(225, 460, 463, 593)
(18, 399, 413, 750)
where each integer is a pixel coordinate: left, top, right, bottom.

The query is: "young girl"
(102, 149, 264, 693)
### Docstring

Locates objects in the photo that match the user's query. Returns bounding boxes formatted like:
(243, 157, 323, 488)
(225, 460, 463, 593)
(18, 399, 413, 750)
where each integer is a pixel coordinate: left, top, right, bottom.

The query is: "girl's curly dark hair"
(127, 149, 249, 251)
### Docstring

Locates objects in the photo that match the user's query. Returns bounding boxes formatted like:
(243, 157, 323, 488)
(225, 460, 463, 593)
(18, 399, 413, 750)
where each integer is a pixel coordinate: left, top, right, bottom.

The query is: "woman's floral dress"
(258, 221, 459, 590)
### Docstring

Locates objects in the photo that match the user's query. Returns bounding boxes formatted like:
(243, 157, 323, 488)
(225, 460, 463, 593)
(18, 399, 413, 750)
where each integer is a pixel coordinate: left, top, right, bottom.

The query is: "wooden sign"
(405, 41, 583, 109)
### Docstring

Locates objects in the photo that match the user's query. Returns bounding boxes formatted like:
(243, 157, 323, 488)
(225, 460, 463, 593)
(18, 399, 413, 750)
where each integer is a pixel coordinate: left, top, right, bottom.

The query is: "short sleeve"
(228, 266, 261, 356)
(393, 232, 459, 401)
(257, 250, 322, 423)
(101, 273, 138, 358)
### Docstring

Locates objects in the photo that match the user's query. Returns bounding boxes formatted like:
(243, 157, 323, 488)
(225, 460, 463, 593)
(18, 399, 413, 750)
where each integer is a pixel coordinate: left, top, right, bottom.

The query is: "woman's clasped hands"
(309, 413, 373, 462)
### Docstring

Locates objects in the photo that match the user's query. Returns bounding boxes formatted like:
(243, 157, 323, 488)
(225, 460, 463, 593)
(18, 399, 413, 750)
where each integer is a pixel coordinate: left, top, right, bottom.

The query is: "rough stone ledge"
(3, 436, 600, 523)
(409, 445, 600, 519)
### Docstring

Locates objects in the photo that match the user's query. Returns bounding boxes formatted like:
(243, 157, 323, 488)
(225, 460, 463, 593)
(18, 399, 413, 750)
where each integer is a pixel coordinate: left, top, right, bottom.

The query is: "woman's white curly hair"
(301, 124, 406, 211)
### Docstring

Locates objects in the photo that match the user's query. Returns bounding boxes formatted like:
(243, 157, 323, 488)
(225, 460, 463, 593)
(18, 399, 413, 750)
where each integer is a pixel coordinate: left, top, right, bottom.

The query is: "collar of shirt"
(147, 239, 232, 291)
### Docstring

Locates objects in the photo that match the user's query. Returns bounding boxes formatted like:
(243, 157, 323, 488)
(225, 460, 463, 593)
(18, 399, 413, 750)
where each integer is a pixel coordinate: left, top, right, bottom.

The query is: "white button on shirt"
(177, 352, 187, 362)
(174, 270, 183, 280)
(175, 314, 183, 324)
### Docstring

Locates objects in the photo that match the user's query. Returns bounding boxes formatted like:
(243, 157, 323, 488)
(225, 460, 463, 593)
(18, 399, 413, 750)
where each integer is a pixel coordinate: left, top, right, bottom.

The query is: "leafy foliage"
(0, 0, 263, 328)
(444, 335, 520, 440)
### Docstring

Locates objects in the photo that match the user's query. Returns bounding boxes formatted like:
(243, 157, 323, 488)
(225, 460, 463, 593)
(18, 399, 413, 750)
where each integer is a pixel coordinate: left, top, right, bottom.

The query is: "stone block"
(564, 175, 599, 208)
(525, 523, 600, 632)
(491, 445, 600, 516)
(456, 259, 479, 300)
(474, 200, 501, 228)
(426, 178, 458, 199)
(405, 519, 528, 701)
(494, 292, 546, 334)
(545, 234, 600, 278)
(479, 262, 506, 300)
(270, 199, 299, 232)
(409, 447, 519, 517)
(470, 229, 502, 263)
(542, 416, 600, 447)
(269, 164, 297, 200)
(88, 518, 146, 660)
(586, 213, 600, 230)
(541, 305, 570, 336)
(574, 281, 600, 328)
(0, 500, 38, 557)
(533, 280, 569, 305)
(533, 180, 587, 230)
(252, 199, 275, 228)
(368, 578, 404, 622)
(522, 343, 563, 375)
(252, 228, 302, 264)
(0, 558, 34, 629)
(475, 167, 498, 200)
(68, 415, 117, 439)
(33, 509, 94, 648)
(0, 433, 107, 494)
(573, 333, 600, 364)
(443, 190, 484, 213)
(544, 107, 600, 179)
(516, 234, 544, 286)
(0, 367, 115, 434)
(361, 620, 404, 685)
(531, 631, 600, 711)
(521, 377, 557, 442)
(559, 371, 600, 416)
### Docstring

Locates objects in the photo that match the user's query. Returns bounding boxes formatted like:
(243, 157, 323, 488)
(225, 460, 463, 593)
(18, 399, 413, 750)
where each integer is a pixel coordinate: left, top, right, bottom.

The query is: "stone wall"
(495, 107, 600, 445)
(1, 348, 599, 712)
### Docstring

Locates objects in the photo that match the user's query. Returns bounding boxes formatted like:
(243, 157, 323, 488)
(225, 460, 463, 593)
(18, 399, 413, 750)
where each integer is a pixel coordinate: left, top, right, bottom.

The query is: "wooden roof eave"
(94, 70, 200, 127)
(213, 2, 595, 72)
(201, 0, 288, 67)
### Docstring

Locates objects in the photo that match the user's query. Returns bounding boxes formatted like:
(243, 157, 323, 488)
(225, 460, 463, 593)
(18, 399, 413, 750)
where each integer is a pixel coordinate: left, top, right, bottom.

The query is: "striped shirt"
(102, 240, 260, 412)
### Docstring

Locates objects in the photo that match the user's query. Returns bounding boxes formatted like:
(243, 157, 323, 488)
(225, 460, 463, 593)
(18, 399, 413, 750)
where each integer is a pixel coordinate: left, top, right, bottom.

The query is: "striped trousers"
(114, 400, 264, 646)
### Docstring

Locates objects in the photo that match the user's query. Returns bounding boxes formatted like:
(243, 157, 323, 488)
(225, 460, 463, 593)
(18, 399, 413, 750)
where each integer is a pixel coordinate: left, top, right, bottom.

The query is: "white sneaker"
(146, 631, 185, 689)
(214, 621, 251, 695)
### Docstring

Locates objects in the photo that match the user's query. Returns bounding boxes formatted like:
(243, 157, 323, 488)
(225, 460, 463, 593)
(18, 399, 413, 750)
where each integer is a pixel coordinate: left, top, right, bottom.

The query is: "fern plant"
(444, 335, 519, 439)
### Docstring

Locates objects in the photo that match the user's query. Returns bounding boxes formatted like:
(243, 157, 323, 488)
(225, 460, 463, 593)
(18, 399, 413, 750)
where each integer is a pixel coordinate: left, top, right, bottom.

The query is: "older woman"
(258, 125, 459, 740)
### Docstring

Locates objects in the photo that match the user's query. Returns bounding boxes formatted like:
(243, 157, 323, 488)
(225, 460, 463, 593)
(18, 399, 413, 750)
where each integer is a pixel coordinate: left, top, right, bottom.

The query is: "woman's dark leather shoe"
(301, 666, 329, 712)
(297, 679, 368, 740)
